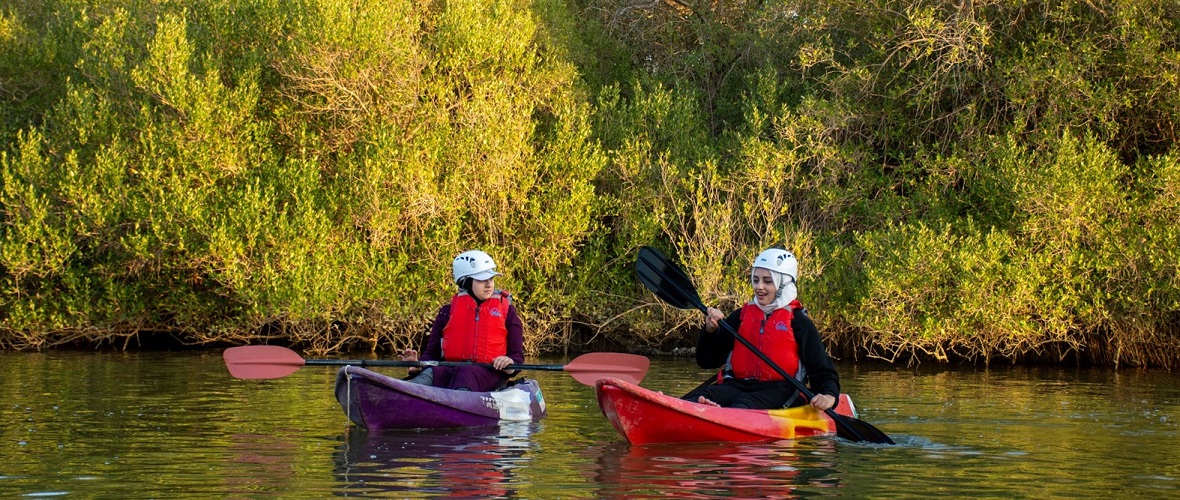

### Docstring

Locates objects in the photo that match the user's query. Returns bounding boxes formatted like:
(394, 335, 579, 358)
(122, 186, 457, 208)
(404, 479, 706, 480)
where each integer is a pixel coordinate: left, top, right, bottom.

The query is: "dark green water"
(1, 350, 1176, 497)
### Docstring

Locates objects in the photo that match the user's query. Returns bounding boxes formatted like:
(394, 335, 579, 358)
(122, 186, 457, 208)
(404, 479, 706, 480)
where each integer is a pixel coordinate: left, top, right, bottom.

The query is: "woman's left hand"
(492, 356, 515, 371)
(810, 394, 836, 411)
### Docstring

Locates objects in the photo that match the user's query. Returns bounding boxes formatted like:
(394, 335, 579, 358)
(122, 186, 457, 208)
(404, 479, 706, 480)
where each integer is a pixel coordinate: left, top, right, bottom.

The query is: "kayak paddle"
(223, 345, 650, 386)
(635, 245, 895, 445)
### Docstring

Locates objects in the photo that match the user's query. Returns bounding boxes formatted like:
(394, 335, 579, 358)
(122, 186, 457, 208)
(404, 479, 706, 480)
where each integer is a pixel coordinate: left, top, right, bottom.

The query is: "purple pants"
(430, 365, 510, 392)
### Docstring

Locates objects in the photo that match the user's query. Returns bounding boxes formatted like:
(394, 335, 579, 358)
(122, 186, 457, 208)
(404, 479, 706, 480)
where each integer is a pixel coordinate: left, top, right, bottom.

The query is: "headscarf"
(751, 267, 797, 315)
(458, 277, 484, 305)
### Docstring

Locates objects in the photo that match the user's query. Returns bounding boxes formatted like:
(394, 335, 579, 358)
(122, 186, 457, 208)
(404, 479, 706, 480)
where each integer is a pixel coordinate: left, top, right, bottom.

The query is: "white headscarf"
(751, 267, 797, 315)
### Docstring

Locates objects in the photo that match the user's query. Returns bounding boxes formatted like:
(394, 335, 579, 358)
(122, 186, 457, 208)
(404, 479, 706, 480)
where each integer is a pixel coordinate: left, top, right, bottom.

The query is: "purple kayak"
(333, 366, 547, 430)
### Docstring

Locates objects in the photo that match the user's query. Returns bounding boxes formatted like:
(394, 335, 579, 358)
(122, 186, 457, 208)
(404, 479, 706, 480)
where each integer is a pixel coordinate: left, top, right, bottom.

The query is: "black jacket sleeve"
(793, 310, 841, 398)
(694, 309, 742, 369)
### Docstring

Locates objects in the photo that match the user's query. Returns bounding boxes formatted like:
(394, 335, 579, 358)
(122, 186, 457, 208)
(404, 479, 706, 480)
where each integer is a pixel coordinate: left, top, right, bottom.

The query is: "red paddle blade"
(223, 345, 307, 379)
(564, 352, 650, 386)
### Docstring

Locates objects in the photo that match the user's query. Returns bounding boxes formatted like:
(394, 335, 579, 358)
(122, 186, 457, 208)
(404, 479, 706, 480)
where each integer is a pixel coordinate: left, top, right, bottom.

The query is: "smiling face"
(471, 277, 495, 301)
(751, 268, 777, 306)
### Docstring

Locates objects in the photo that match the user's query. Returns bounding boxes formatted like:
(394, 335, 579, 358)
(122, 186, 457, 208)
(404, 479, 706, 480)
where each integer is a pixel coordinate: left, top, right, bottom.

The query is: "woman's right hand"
(703, 307, 724, 333)
(400, 349, 421, 375)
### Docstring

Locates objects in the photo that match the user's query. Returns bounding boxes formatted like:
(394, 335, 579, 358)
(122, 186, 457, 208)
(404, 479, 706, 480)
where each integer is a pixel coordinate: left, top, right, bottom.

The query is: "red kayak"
(596, 377, 858, 445)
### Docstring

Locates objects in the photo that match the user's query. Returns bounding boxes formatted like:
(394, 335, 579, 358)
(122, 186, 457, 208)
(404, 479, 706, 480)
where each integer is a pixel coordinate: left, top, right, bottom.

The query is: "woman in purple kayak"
(399, 250, 525, 391)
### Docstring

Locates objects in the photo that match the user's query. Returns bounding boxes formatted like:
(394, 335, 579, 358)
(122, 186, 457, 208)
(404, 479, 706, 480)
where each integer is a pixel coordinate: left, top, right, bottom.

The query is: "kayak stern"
(335, 366, 546, 431)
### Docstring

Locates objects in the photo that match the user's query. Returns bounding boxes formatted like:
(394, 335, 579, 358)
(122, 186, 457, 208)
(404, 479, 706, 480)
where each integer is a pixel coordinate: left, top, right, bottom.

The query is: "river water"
(1, 350, 1176, 498)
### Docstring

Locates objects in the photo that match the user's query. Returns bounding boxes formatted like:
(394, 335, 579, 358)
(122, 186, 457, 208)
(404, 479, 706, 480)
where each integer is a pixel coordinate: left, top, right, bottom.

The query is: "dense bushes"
(0, 0, 604, 354)
(2, 0, 1177, 367)
(584, 0, 1180, 367)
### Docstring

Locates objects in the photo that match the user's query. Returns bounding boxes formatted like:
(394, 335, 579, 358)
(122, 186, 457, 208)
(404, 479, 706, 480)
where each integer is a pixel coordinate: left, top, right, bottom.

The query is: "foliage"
(0, 0, 603, 354)
(582, 0, 1180, 367)
(2, 0, 1178, 367)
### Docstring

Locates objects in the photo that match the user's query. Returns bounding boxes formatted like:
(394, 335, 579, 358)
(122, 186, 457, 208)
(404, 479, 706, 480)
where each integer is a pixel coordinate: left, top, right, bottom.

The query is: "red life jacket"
(442, 291, 510, 363)
(729, 300, 803, 381)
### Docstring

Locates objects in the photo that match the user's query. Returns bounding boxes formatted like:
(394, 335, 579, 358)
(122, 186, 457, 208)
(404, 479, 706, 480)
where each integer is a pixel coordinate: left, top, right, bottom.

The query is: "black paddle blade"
(636, 246, 705, 312)
(834, 414, 896, 444)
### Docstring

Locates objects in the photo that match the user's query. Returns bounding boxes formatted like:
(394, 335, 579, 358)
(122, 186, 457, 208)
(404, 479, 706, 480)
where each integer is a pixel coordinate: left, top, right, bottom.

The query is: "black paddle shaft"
(635, 246, 895, 444)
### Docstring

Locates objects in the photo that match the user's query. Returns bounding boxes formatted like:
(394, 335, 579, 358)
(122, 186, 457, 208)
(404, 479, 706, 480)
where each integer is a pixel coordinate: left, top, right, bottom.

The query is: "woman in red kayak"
(399, 250, 525, 391)
(682, 248, 840, 411)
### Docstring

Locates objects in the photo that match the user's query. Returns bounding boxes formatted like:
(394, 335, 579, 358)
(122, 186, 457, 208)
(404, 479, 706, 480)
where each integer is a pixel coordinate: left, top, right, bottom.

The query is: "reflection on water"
(0, 351, 1176, 497)
(589, 439, 839, 499)
(226, 432, 299, 496)
(334, 422, 537, 497)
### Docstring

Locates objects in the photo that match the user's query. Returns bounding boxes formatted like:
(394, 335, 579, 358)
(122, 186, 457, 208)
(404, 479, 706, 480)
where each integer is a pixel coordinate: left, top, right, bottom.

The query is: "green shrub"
(2, 0, 1178, 367)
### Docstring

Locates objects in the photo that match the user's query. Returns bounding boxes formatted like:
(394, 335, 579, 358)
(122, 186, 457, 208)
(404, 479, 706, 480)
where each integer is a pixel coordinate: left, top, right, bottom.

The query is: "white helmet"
(452, 250, 501, 283)
(752, 248, 798, 283)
